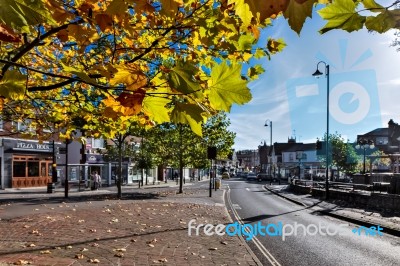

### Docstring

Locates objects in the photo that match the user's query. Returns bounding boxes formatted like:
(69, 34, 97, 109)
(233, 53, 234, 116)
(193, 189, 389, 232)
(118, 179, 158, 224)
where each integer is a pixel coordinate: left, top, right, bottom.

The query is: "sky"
(228, 3, 400, 151)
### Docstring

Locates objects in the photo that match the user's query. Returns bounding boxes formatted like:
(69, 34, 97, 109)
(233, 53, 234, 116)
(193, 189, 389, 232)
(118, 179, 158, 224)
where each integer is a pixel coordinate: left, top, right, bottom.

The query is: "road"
(223, 177, 400, 266)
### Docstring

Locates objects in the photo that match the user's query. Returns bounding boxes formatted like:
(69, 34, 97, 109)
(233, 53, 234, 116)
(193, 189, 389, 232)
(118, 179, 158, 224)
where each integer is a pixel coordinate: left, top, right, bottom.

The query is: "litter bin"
(215, 179, 221, 189)
(47, 183, 55, 193)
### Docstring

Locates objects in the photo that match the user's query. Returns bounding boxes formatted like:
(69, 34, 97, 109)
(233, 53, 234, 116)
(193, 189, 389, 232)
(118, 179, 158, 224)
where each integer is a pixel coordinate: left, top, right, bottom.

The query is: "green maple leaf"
(61, 63, 97, 85)
(230, 0, 252, 26)
(171, 103, 205, 136)
(238, 34, 255, 51)
(362, 0, 384, 11)
(0, 70, 26, 99)
(0, 0, 55, 33)
(247, 65, 265, 80)
(365, 10, 398, 33)
(318, 0, 365, 33)
(142, 91, 171, 123)
(283, 0, 316, 34)
(168, 61, 202, 97)
(254, 48, 266, 59)
(208, 60, 251, 112)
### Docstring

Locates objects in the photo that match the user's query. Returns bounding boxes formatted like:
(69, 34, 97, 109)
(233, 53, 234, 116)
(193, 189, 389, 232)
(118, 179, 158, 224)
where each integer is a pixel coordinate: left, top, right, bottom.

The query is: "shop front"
(1, 138, 59, 188)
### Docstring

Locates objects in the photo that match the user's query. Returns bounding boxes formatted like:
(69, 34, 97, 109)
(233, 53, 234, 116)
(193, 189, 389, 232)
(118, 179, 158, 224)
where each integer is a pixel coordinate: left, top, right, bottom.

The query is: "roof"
(283, 143, 315, 152)
(273, 142, 298, 155)
(359, 128, 388, 137)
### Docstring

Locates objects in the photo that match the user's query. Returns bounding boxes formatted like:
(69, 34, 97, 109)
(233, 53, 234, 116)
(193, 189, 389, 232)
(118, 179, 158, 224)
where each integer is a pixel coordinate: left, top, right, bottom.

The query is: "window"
(13, 161, 26, 177)
(12, 120, 34, 132)
(28, 162, 39, 177)
(13, 156, 51, 178)
(376, 137, 388, 145)
(0, 119, 3, 131)
(92, 138, 105, 149)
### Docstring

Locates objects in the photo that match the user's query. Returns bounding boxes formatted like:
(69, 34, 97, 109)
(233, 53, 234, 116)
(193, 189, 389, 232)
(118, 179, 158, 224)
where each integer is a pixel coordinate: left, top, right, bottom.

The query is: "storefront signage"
(85, 154, 105, 163)
(15, 142, 51, 151)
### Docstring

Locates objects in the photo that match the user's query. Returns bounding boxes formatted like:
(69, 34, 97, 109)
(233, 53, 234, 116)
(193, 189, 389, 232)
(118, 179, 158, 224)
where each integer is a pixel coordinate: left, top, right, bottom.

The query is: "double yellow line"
(226, 186, 282, 266)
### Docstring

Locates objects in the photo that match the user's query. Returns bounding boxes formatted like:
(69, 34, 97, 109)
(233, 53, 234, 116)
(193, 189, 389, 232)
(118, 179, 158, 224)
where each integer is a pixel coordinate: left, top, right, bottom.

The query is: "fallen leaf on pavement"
(147, 238, 158, 243)
(114, 252, 124, 257)
(88, 258, 100, 263)
(40, 250, 51, 254)
(209, 247, 218, 250)
(13, 259, 30, 265)
(148, 244, 155, 248)
(75, 254, 84, 259)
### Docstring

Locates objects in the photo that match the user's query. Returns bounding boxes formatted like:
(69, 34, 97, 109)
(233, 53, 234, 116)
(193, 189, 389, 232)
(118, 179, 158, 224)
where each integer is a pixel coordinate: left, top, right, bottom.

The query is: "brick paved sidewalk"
(0, 188, 260, 266)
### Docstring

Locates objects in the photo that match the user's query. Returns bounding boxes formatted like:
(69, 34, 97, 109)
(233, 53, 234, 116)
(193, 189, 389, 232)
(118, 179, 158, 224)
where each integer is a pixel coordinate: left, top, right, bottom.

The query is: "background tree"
(318, 132, 359, 178)
(144, 112, 235, 192)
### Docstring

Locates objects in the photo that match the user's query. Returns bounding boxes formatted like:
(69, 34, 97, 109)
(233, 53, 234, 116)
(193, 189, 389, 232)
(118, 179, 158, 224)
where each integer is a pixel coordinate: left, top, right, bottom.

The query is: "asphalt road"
(224, 177, 400, 266)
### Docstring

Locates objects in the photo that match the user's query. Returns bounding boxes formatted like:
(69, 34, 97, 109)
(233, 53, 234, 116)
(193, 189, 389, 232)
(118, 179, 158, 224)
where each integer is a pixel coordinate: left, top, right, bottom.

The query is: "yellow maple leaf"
(110, 65, 148, 91)
(159, 0, 184, 17)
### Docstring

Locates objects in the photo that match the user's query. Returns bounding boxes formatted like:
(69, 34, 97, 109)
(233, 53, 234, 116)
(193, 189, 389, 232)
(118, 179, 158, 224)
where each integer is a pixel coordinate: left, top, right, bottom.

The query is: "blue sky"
(229, 3, 400, 151)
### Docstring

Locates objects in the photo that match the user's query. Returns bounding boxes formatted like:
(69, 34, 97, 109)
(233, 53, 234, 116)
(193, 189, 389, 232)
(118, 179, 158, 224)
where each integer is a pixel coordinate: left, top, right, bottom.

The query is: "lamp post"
(264, 120, 272, 176)
(312, 61, 330, 200)
(356, 139, 374, 174)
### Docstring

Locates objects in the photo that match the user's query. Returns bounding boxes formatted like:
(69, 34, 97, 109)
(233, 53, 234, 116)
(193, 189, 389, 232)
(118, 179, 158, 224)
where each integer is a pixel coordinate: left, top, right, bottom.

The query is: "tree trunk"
(117, 141, 123, 199)
(178, 124, 183, 194)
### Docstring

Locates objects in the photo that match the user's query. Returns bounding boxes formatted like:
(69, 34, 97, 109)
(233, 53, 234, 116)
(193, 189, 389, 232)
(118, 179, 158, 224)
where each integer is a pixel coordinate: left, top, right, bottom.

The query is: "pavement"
(264, 184, 400, 237)
(2, 180, 400, 266)
(0, 180, 261, 266)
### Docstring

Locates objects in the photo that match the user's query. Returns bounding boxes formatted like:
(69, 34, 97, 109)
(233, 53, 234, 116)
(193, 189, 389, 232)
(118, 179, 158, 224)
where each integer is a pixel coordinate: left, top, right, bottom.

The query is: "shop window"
(13, 161, 26, 177)
(28, 162, 39, 177)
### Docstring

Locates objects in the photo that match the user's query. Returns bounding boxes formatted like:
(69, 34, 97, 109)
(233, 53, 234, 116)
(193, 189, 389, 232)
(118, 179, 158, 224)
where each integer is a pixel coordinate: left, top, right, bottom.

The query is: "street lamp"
(356, 139, 374, 174)
(312, 61, 330, 200)
(264, 120, 272, 176)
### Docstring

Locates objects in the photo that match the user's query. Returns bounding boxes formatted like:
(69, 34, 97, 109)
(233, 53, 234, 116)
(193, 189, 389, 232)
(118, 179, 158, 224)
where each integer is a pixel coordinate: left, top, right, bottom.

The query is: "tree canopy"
(2, 0, 320, 139)
(1, 0, 397, 142)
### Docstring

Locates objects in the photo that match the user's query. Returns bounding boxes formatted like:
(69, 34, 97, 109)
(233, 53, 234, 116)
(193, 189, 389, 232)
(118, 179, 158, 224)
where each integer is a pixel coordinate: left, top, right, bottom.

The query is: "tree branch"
(1, 18, 84, 76)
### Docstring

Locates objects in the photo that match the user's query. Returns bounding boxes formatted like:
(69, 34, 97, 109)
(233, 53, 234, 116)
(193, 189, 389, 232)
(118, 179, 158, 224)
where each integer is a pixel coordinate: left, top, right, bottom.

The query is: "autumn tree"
(0, 0, 312, 141)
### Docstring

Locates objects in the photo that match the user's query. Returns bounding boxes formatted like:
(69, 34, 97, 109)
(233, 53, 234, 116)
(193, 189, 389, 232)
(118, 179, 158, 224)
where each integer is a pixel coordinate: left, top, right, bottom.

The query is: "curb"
(264, 185, 400, 238)
(263, 185, 306, 207)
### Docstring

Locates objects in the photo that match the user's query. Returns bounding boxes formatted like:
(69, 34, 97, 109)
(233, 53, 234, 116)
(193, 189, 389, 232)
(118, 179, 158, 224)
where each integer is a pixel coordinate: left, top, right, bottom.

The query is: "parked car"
(246, 172, 257, 181)
(256, 173, 272, 182)
(221, 172, 230, 179)
(239, 172, 248, 178)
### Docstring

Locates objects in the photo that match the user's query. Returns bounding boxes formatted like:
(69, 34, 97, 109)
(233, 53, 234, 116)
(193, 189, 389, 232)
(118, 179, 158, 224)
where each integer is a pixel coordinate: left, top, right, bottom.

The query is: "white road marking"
(232, 203, 241, 209)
